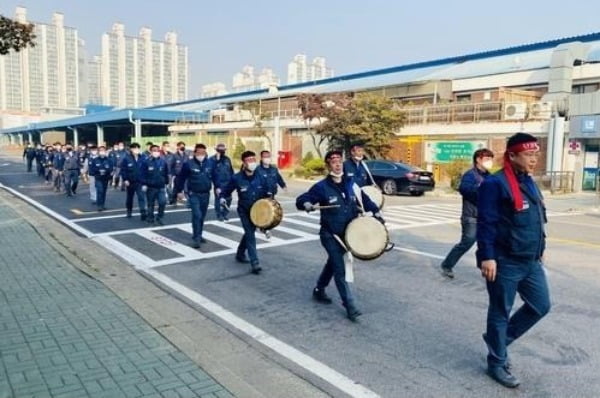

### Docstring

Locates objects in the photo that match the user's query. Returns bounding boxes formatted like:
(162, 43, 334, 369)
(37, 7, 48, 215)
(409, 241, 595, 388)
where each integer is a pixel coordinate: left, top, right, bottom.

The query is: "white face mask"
(99, 151, 106, 157)
(151, 152, 160, 158)
(353, 155, 363, 161)
(262, 158, 272, 166)
(329, 171, 343, 178)
(132, 148, 140, 155)
(482, 160, 494, 170)
(246, 162, 258, 172)
(91, 151, 98, 156)
(195, 155, 205, 162)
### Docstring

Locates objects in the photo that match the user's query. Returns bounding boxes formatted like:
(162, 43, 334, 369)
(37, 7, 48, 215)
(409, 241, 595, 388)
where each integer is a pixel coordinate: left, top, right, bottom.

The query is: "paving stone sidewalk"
(0, 201, 233, 398)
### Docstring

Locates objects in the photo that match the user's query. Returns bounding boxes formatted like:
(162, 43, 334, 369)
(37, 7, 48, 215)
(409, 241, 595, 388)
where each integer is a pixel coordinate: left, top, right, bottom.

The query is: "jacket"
(221, 170, 269, 212)
(141, 156, 169, 188)
(176, 157, 213, 194)
(257, 165, 286, 196)
(458, 167, 490, 221)
(211, 154, 234, 189)
(89, 156, 114, 180)
(120, 153, 146, 184)
(343, 159, 372, 188)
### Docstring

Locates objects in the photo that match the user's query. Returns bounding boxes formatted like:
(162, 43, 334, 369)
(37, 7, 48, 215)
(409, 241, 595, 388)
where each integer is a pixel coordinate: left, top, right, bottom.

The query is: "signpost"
(426, 141, 486, 163)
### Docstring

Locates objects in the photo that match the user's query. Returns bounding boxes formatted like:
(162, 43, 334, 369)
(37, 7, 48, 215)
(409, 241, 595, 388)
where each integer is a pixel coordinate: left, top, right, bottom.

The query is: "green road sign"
(431, 141, 482, 163)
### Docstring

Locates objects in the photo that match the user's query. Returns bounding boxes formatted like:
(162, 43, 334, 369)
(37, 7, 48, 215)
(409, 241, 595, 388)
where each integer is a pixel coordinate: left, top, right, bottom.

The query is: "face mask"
(482, 160, 494, 170)
(246, 162, 257, 172)
(195, 155, 205, 162)
(118, 146, 124, 150)
(91, 151, 98, 156)
(329, 171, 343, 178)
(99, 151, 106, 157)
(132, 149, 140, 155)
(151, 152, 161, 158)
(353, 155, 363, 161)
(262, 158, 272, 166)
(66, 147, 72, 152)
(217, 149, 225, 154)
(178, 147, 185, 152)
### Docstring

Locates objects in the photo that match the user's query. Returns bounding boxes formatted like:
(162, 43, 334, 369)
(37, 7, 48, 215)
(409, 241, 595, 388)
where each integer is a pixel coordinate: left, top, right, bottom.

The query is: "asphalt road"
(1, 156, 599, 398)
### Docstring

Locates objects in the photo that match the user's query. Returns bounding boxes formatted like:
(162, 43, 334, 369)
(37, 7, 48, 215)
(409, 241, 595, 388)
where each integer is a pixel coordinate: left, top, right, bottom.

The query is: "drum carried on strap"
(345, 216, 393, 260)
(361, 185, 384, 209)
(250, 198, 283, 230)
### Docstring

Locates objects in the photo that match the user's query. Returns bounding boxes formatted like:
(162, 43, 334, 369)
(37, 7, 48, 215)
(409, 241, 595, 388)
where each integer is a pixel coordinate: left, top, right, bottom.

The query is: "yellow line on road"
(548, 237, 600, 249)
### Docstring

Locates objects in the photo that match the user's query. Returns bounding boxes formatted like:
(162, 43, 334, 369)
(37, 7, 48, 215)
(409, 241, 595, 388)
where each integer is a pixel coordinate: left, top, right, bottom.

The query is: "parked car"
(364, 160, 435, 196)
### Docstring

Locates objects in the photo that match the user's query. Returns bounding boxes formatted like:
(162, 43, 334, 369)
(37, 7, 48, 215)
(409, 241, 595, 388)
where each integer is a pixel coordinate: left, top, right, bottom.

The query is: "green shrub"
(302, 151, 314, 165)
(446, 159, 471, 191)
(304, 158, 326, 176)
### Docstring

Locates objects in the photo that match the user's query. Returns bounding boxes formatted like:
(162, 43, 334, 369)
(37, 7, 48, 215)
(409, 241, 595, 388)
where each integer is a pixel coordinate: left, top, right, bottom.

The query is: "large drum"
(345, 216, 391, 260)
(362, 185, 384, 209)
(250, 198, 283, 230)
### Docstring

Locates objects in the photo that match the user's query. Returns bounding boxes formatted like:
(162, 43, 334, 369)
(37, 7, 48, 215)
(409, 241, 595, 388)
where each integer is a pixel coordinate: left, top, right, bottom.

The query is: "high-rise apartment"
(0, 7, 80, 112)
(99, 24, 188, 108)
(287, 54, 334, 84)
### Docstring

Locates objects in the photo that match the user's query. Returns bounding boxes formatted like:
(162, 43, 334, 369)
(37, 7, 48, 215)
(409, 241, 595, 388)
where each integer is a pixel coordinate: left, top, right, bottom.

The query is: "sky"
(2, 0, 600, 98)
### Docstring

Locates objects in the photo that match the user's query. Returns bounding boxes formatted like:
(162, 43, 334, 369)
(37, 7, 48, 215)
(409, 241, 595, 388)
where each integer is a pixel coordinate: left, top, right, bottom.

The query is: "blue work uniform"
(477, 170, 551, 369)
(35, 148, 45, 176)
(42, 151, 54, 182)
(52, 152, 66, 191)
(120, 152, 147, 218)
(221, 170, 269, 267)
(343, 159, 372, 188)
(23, 147, 36, 172)
(109, 149, 126, 188)
(441, 166, 490, 270)
(89, 156, 114, 210)
(169, 150, 190, 202)
(296, 175, 379, 308)
(141, 156, 169, 223)
(211, 154, 234, 220)
(63, 151, 81, 196)
(176, 157, 214, 244)
(257, 164, 287, 197)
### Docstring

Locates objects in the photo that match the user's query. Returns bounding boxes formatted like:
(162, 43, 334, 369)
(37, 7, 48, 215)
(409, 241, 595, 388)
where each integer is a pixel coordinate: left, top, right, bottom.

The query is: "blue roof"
(1, 108, 207, 134)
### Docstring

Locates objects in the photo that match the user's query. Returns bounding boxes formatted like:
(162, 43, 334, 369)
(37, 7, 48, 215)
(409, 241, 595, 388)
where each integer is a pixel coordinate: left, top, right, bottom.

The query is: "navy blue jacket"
(211, 154, 234, 189)
(257, 165, 286, 196)
(108, 149, 126, 168)
(23, 147, 36, 160)
(42, 151, 54, 167)
(141, 156, 169, 188)
(296, 175, 379, 236)
(52, 152, 65, 171)
(221, 170, 269, 212)
(175, 157, 214, 194)
(343, 159, 372, 187)
(35, 148, 45, 163)
(459, 167, 490, 220)
(477, 170, 547, 263)
(169, 150, 190, 177)
(89, 156, 114, 180)
(120, 153, 146, 184)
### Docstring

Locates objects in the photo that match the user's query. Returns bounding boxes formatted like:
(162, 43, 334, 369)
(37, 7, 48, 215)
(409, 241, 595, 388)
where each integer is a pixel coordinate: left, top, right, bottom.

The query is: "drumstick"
(313, 205, 341, 210)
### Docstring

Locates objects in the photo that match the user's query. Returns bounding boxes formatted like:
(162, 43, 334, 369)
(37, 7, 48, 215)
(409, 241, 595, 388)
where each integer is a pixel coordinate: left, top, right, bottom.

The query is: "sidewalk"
(0, 200, 233, 397)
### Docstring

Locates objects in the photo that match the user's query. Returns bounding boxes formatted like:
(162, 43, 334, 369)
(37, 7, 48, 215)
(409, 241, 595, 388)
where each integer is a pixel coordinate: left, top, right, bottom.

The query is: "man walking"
(89, 146, 114, 211)
(120, 143, 147, 220)
(141, 145, 169, 226)
(440, 148, 494, 278)
(63, 144, 81, 197)
(211, 143, 234, 221)
(477, 133, 551, 388)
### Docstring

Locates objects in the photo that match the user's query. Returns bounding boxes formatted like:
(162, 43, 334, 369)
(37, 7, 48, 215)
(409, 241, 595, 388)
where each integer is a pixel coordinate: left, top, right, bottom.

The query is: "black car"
(364, 160, 435, 196)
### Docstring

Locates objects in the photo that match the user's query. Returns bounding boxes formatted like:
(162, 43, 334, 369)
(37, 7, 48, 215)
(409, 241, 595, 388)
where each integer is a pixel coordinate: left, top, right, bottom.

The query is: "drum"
(250, 198, 283, 230)
(345, 216, 391, 260)
(362, 185, 385, 209)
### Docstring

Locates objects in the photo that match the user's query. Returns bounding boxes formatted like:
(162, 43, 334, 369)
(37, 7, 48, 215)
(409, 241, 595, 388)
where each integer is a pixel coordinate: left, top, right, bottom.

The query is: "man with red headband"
(477, 132, 551, 388)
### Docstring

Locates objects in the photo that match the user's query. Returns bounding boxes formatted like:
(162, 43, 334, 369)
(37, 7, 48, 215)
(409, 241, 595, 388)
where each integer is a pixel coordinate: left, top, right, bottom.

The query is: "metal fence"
(534, 172, 575, 194)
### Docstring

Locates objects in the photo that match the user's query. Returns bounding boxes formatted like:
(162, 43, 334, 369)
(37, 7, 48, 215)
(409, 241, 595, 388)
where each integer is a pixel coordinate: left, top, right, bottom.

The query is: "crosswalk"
(91, 204, 573, 270)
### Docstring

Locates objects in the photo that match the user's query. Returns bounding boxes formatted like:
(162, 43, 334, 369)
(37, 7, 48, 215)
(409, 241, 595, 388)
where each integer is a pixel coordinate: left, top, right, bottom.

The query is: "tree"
(0, 15, 36, 55)
(238, 100, 272, 152)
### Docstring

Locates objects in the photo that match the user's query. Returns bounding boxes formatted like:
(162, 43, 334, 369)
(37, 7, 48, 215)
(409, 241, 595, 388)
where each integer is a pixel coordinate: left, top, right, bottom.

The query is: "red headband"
(508, 141, 539, 153)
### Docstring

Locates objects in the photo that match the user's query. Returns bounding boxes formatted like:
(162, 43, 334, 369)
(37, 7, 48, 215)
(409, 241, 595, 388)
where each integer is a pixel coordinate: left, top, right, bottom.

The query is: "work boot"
(312, 288, 333, 304)
(440, 265, 455, 279)
(251, 262, 262, 275)
(140, 212, 147, 222)
(482, 333, 512, 370)
(343, 303, 362, 322)
(155, 218, 164, 226)
(235, 255, 250, 264)
(487, 366, 520, 388)
(191, 240, 201, 249)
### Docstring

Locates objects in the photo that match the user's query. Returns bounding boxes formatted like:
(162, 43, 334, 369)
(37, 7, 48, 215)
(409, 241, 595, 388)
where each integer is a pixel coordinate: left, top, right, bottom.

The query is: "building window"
(456, 94, 472, 103)
(572, 83, 600, 94)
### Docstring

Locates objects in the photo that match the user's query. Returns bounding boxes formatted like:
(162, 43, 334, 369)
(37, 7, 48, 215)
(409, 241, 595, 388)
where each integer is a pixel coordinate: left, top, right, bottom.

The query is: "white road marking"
(135, 229, 200, 257)
(393, 246, 446, 259)
(140, 268, 381, 398)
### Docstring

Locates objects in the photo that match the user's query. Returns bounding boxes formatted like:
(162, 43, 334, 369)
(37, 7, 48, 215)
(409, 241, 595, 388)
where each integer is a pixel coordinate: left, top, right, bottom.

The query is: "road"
(1, 156, 599, 398)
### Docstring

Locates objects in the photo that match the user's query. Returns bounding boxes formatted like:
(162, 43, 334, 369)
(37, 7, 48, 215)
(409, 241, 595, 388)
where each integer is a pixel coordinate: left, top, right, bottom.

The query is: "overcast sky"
(2, 0, 600, 98)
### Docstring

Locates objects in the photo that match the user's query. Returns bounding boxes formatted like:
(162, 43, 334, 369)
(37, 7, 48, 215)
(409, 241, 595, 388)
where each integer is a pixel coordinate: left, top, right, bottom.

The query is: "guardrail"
(534, 171, 575, 194)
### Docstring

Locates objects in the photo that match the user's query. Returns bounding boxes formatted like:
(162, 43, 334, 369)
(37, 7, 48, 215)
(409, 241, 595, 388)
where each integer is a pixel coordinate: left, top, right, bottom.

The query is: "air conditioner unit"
(528, 101, 553, 119)
(503, 102, 527, 120)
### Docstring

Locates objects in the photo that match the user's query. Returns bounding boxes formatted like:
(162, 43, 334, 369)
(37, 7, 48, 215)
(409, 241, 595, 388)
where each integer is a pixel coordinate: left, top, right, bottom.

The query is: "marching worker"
(175, 144, 213, 248)
(63, 144, 81, 197)
(257, 150, 287, 197)
(211, 143, 234, 221)
(343, 143, 373, 187)
(141, 144, 169, 226)
(35, 144, 45, 177)
(220, 150, 269, 274)
(51, 143, 65, 192)
(477, 133, 550, 388)
(23, 143, 36, 172)
(440, 148, 494, 278)
(168, 141, 190, 204)
(84, 146, 99, 204)
(89, 146, 114, 212)
(109, 141, 126, 190)
(42, 146, 55, 185)
(120, 143, 147, 220)
(296, 150, 384, 322)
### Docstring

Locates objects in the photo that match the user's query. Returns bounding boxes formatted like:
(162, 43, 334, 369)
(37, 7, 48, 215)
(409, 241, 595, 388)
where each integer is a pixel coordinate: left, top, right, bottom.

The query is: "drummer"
(343, 143, 374, 187)
(296, 150, 385, 322)
(175, 143, 214, 249)
(220, 150, 270, 274)
(258, 150, 287, 197)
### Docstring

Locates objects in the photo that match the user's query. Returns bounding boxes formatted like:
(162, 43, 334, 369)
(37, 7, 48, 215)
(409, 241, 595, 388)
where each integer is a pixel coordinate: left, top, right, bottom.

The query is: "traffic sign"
(426, 141, 485, 163)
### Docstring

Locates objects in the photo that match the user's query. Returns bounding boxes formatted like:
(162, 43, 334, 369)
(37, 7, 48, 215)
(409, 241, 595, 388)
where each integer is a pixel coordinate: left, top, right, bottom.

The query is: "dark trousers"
(441, 219, 477, 270)
(215, 189, 232, 219)
(237, 210, 258, 265)
(317, 232, 354, 306)
(36, 162, 44, 177)
(64, 169, 79, 195)
(126, 182, 147, 214)
(485, 258, 551, 368)
(189, 192, 210, 242)
(95, 178, 110, 208)
(53, 170, 63, 190)
(146, 187, 166, 221)
(26, 157, 33, 172)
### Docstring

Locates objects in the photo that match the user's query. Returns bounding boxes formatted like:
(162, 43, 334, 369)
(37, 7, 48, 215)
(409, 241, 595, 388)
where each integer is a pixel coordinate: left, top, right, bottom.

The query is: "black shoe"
(482, 333, 512, 370)
(235, 255, 250, 264)
(191, 241, 201, 249)
(126, 211, 132, 218)
(199, 238, 207, 243)
(312, 288, 333, 304)
(223, 215, 229, 222)
(146, 218, 154, 224)
(343, 303, 362, 322)
(217, 216, 224, 222)
(155, 218, 164, 226)
(440, 266, 455, 279)
(251, 263, 262, 274)
(97, 207, 104, 212)
(487, 366, 520, 388)
(140, 213, 147, 221)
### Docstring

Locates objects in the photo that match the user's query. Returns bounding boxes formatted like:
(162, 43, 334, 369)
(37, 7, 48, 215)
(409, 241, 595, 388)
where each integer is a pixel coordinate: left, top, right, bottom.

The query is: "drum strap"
(332, 234, 354, 283)
(361, 160, 377, 186)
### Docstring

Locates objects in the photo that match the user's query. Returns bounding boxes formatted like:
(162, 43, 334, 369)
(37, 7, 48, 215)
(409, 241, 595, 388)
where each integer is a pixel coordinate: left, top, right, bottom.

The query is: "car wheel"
(410, 191, 424, 197)
(381, 179, 397, 195)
